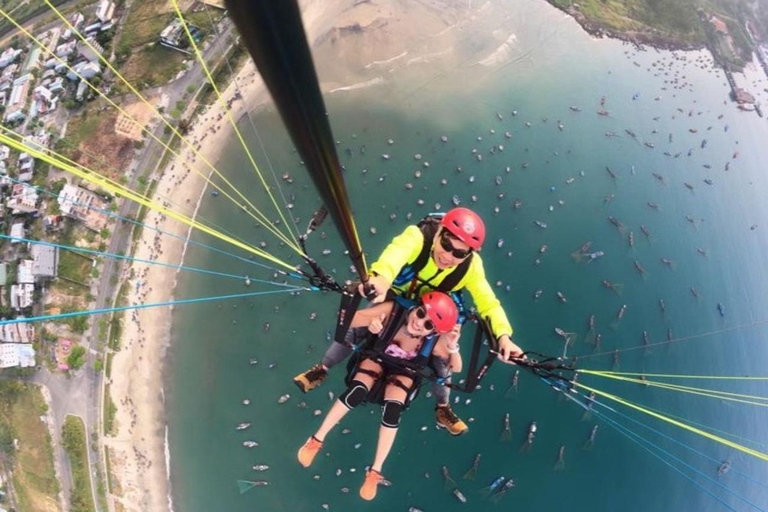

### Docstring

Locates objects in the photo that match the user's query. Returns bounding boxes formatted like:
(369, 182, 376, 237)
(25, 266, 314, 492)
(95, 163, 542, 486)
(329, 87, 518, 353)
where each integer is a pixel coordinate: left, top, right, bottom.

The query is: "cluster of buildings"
(0, 257, 45, 369)
(0, 0, 117, 123)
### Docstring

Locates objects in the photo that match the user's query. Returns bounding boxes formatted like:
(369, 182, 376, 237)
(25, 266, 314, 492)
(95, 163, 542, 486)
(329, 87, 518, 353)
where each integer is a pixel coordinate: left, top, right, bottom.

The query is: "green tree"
(67, 346, 87, 370)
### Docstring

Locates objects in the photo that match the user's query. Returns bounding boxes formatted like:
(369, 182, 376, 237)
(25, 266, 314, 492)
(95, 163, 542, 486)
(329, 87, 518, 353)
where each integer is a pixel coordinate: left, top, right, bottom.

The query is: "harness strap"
(386, 374, 413, 393)
(356, 367, 383, 380)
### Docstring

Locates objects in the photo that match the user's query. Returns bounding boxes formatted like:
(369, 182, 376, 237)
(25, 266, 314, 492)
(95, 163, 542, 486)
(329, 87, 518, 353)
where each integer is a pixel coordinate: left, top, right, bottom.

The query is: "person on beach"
(298, 292, 461, 500)
(295, 207, 524, 436)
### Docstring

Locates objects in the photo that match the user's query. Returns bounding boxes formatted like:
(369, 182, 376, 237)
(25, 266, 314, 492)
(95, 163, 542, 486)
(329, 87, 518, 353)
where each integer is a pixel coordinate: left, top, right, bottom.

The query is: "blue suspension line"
(554, 382, 762, 512)
(592, 408, 764, 512)
(592, 397, 768, 491)
(0, 287, 313, 326)
(6, 177, 304, 281)
(1, 235, 295, 286)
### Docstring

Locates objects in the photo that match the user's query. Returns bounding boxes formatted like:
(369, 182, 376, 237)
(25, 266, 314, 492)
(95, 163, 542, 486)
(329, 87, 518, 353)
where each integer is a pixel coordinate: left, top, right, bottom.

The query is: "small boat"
(569, 106, 581, 112)
(534, 220, 547, 229)
(253, 465, 269, 471)
(497, 239, 504, 248)
(243, 441, 259, 448)
(738, 103, 755, 111)
(452, 195, 460, 206)
(452, 488, 467, 503)
(718, 460, 731, 474)
(644, 142, 655, 148)
(249, 358, 258, 366)
(236, 423, 251, 431)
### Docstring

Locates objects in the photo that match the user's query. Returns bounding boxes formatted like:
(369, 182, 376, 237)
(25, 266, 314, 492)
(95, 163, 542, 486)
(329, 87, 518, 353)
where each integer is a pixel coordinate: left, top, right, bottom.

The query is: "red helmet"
(421, 291, 459, 334)
(440, 208, 486, 251)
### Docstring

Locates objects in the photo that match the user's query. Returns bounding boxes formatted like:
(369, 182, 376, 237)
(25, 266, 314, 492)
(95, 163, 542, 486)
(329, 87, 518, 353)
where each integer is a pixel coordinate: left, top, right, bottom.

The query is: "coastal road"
(78, 18, 238, 512)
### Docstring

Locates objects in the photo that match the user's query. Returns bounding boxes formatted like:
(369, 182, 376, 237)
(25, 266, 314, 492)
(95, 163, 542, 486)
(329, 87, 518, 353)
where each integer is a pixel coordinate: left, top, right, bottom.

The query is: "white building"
(96, 0, 115, 23)
(78, 39, 103, 63)
(0, 322, 35, 344)
(0, 343, 36, 368)
(55, 40, 77, 58)
(4, 74, 32, 123)
(0, 48, 22, 69)
(67, 61, 101, 81)
(9, 222, 25, 242)
(70, 12, 85, 29)
(7, 184, 38, 213)
(10, 284, 34, 310)
(58, 183, 109, 230)
(18, 260, 34, 285)
(31, 244, 58, 279)
(49, 77, 65, 93)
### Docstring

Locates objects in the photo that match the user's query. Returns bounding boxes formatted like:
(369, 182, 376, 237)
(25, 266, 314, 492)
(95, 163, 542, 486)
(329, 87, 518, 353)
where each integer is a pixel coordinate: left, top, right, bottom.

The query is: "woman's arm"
(437, 325, 462, 373)
(349, 302, 395, 330)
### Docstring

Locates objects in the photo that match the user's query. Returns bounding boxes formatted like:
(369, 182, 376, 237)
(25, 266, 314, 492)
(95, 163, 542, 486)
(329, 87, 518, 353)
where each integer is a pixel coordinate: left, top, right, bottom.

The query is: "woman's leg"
(313, 359, 382, 442)
(371, 375, 413, 472)
(300, 359, 382, 468)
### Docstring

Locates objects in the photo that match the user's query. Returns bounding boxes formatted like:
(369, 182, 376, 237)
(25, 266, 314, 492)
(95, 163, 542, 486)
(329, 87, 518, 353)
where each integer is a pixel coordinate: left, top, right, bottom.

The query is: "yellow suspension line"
(0, 131, 297, 271)
(582, 371, 768, 407)
(22, 127, 262, 252)
(579, 369, 768, 381)
(0, 125, 261, 253)
(574, 381, 768, 461)
(3, 7, 300, 253)
(169, 0, 301, 248)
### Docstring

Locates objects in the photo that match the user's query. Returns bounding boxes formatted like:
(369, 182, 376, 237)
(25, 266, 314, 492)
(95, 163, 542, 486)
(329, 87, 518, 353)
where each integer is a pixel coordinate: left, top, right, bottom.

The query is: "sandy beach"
(104, 1, 484, 510)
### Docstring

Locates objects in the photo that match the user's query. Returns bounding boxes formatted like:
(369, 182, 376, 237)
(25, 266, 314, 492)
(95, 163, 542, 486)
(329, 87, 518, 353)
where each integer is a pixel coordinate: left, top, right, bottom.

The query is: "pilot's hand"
(498, 335, 525, 364)
(358, 274, 390, 304)
(368, 313, 387, 335)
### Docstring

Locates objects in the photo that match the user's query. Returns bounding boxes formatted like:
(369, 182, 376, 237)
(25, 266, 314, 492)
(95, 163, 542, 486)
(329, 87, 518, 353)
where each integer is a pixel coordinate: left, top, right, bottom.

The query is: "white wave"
(328, 77, 385, 93)
(165, 424, 174, 512)
(364, 51, 408, 69)
(406, 48, 452, 66)
(479, 33, 519, 67)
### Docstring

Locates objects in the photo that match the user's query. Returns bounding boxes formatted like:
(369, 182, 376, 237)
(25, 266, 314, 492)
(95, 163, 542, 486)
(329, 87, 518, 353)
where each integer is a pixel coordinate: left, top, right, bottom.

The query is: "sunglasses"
(439, 231, 473, 259)
(414, 307, 436, 332)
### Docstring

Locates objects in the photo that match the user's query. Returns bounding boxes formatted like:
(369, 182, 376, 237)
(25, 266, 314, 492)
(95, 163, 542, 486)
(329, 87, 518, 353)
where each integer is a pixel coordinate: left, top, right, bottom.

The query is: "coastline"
(104, 58, 270, 512)
(544, 1, 705, 52)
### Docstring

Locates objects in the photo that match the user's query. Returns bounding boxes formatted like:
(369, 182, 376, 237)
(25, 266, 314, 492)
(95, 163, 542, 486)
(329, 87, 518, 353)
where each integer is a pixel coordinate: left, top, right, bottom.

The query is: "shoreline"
(545, 1, 705, 52)
(105, 0, 361, 509)
(104, 58, 269, 512)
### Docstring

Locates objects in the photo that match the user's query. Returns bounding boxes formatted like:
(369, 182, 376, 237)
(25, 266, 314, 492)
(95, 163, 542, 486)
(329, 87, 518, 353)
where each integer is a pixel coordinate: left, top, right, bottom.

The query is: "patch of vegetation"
(67, 345, 87, 370)
(0, 381, 60, 512)
(103, 385, 117, 436)
(197, 44, 247, 105)
(62, 415, 96, 512)
(119, 43, 187, 91)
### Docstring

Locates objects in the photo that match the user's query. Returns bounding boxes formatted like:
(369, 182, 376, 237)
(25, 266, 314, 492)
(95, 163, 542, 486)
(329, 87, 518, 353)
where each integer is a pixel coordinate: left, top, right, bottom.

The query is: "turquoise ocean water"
(166, 1, 768, 511)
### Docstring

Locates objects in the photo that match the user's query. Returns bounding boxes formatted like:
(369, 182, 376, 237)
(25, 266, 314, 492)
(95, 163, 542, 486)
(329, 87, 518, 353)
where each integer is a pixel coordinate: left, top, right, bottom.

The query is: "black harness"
(343, 301, 431, 406)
